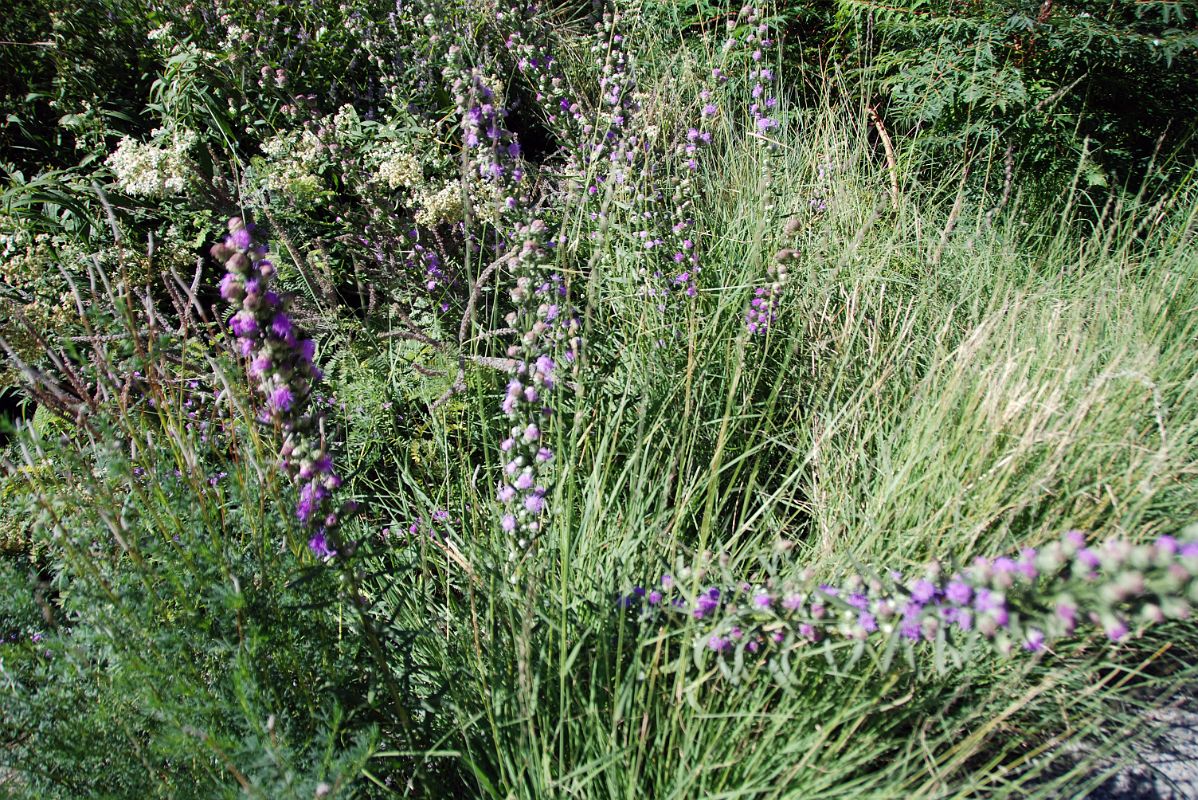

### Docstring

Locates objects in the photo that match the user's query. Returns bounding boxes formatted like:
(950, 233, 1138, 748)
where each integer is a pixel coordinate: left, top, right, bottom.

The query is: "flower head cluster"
(588, 14, 710, 311)
(446, 49, 581, 563)
(587, 11, 643, 184)
(448, 53, 528, 226)
(414, 181, 466, 227)
(500, 5, 586, 151)
(621, 529, 1198, 680)
(746, 250, 792, 336)
(636, 119, 713, 307)
(256, 128, 326, 201)
(724, 6, 778, 144)
(105, 128, 197, 198)
(496, 221, 580, 560)
(374, 144, 423, 191)
(211, 217, 346, 557)
(407, 237, 449, 295)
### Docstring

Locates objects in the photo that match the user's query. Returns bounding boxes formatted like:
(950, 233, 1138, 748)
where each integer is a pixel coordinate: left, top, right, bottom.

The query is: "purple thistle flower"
(695, 594, 719, 619)
(946, 580, 972, 605)
(270, 313, 294, 341)
(911, 580, 936, 603)
(523, 493, 545, 514)
(269, 386, 294, 413)
(1056, 601, 1077, 631)
(230, 227, 253, 250)
(219, 273, 243, 300)
(308, 531, 336, 559)
(213, 217, 346, 555)
(230, 313, 258, 337)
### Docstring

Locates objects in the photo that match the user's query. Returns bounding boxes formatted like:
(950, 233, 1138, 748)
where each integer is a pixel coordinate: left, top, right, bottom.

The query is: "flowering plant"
(622, 528, 1198, 682)
(211, 216, 349, 557)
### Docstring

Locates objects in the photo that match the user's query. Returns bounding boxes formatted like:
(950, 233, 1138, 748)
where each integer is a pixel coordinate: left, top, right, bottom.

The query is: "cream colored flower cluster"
(105, 128, 196, 198)
(375, 146, 423, 191)
(0, 224, 75, 382)
(258, 129, 325, 198)
(413, 181, 465, 226)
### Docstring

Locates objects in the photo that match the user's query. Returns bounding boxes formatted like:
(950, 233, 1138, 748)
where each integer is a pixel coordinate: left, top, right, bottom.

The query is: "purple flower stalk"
(211, 217, 346, 559)
(745, 284, 781, 335)
(448, 54, 531, 231)
(620, 529, 1198, 679)
(499, 7, 587, 153)
(494, 221, 581, 562)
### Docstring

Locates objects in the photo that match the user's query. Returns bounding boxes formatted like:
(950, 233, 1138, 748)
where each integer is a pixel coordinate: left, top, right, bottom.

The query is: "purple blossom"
(230, 228, 253, 250)
(270, 312, 294, 341)
(634, 526, 1198, 681)
(946, 580, 972, 605)
(230, 313, 258, 337)
(695, 594, 719, 619)
(308, 531, 336, 559)
(212, 217, 344, 559)
(911, 580, 936, 603)
(269, 386, 294, 413)
(219, 273, 243, 300)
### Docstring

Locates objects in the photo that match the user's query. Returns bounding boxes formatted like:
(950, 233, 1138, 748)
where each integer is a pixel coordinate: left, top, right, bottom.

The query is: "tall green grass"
(345, 59, 1198, 796)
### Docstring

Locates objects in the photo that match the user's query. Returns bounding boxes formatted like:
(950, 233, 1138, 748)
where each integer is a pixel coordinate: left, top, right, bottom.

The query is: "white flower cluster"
(105, 128, 196, 198)
(414, 181, 465, 226)
(0, 225, 51, 283)
(331, 104, 361, 140)
(259, 130, 325, 198)
(375, 145, 423, 191)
